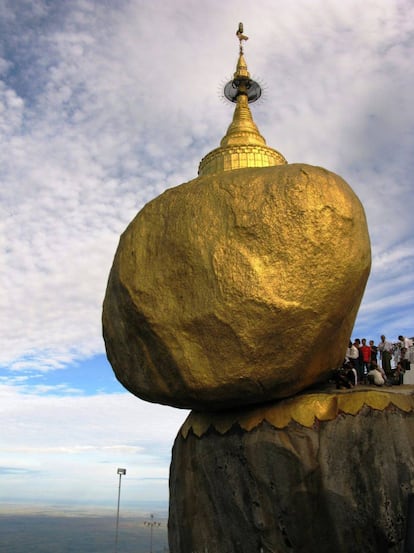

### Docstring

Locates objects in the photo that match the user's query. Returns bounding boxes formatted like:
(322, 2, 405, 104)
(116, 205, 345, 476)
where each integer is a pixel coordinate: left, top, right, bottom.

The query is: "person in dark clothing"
(394, 361, 405, 385)
(369, 340, 378, 364)
(334, 362, 356, 389)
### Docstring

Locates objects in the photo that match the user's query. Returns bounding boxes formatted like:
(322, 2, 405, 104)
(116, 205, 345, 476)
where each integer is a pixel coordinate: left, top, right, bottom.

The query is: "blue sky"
(1, 0, 414, 510)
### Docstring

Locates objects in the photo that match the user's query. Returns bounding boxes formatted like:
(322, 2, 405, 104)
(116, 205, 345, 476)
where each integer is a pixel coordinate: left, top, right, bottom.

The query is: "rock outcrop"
(169, 388, 414, 553)
(101, 26, 383, 553)
(103, 164, 370, 410)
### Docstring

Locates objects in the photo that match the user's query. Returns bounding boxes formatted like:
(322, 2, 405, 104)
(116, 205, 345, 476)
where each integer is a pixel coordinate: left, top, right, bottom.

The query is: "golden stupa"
(102, 24, 371, 410)
(198, 25, 286, 175)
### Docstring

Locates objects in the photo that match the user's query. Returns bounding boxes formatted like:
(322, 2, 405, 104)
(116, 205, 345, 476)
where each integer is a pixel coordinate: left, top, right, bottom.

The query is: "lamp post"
(144, 513, 161, 553)
(115, 468, 126, 553)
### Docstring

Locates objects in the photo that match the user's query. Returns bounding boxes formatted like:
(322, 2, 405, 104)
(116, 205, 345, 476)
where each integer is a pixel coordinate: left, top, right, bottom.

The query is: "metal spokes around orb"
(223, 77, 262, 103)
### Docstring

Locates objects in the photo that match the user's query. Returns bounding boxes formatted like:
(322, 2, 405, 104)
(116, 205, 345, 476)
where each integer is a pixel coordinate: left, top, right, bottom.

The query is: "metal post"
(144, 513, 161, 553)
(115, 468, 126, 553)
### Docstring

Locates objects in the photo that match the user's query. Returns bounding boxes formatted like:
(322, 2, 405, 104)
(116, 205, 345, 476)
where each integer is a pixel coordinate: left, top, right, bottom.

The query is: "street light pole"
(144, 513, 161, 553)
(115, 468, 126, 553)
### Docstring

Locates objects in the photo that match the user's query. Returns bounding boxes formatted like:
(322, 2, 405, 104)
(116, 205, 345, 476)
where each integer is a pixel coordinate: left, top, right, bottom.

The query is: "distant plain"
(0, 504, 169, 553)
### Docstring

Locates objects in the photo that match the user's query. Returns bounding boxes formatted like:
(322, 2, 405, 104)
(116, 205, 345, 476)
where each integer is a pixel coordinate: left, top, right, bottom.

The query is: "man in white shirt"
(398, 335, 413, 349)
(398, 335, 412, 371)
(377, 335, 393, 377)
(367, 366, 385, 386)
(346, 341, 359, 366)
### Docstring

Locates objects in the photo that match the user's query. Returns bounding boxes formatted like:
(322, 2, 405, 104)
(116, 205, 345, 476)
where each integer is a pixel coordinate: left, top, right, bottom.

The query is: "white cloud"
(0, 385, 188, 504)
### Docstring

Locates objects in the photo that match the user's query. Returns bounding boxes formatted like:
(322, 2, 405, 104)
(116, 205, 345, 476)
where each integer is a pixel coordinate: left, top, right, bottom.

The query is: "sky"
(1, 0, 414, 511)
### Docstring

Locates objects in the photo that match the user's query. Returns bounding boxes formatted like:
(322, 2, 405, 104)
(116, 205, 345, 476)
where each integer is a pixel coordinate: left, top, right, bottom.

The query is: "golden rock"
(103, 27, 371, 410)
(103, 162, 371, 410)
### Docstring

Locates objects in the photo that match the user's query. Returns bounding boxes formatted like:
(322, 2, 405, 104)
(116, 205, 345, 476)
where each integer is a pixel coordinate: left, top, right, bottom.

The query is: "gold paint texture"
(198, 52, 286, 176)
(102, 29, 371, 411)
(180, 388, 414, 438)
(103, 163, 371, 410)
(234, 51, 250, 79)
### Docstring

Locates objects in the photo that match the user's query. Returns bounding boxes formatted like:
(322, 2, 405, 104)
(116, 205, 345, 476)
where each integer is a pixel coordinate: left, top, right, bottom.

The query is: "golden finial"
(236, 22, 249, 53)
(198, 24, 287, 176)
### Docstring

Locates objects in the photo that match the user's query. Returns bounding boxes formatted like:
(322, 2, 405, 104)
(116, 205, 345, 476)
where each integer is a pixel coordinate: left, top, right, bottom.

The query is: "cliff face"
(169, 388, 414, 553)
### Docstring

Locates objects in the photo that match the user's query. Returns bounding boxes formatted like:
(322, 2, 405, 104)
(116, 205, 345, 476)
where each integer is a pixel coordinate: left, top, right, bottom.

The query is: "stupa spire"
(198, 23, 287, 176)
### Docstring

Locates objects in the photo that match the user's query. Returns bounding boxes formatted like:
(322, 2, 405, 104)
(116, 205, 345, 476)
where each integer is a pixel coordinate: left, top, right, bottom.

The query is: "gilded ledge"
(180, 387, 414, 438)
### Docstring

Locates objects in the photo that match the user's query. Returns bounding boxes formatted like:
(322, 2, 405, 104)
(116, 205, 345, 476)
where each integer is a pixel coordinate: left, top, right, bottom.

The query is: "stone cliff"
(169, 387, 414, 553)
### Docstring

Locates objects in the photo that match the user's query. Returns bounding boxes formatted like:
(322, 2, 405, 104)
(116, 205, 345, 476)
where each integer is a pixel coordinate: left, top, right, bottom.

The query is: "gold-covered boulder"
(103, 163, 371, 410)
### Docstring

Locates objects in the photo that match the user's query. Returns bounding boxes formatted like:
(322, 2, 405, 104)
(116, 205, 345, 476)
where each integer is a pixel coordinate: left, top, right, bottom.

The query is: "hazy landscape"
(0, 504, 169, 553)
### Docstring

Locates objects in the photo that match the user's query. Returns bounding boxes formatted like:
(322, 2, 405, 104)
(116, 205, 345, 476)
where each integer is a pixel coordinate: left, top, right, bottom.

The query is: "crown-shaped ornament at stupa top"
(198, 23, 287, 176)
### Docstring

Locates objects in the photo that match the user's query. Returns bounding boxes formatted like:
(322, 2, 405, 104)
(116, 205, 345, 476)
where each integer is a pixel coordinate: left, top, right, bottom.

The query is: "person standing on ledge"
(398, 336, 412, 372)
(398, 335, 412, 350)
(377, 335, 393, 378)
(360, 338, 372, 380)
(346, 340, 359, 369)
(369, 339, 378, 365)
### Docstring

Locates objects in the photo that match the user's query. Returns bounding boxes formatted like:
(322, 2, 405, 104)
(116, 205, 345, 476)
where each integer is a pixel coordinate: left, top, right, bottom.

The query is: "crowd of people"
(334, 334, 413, 389)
